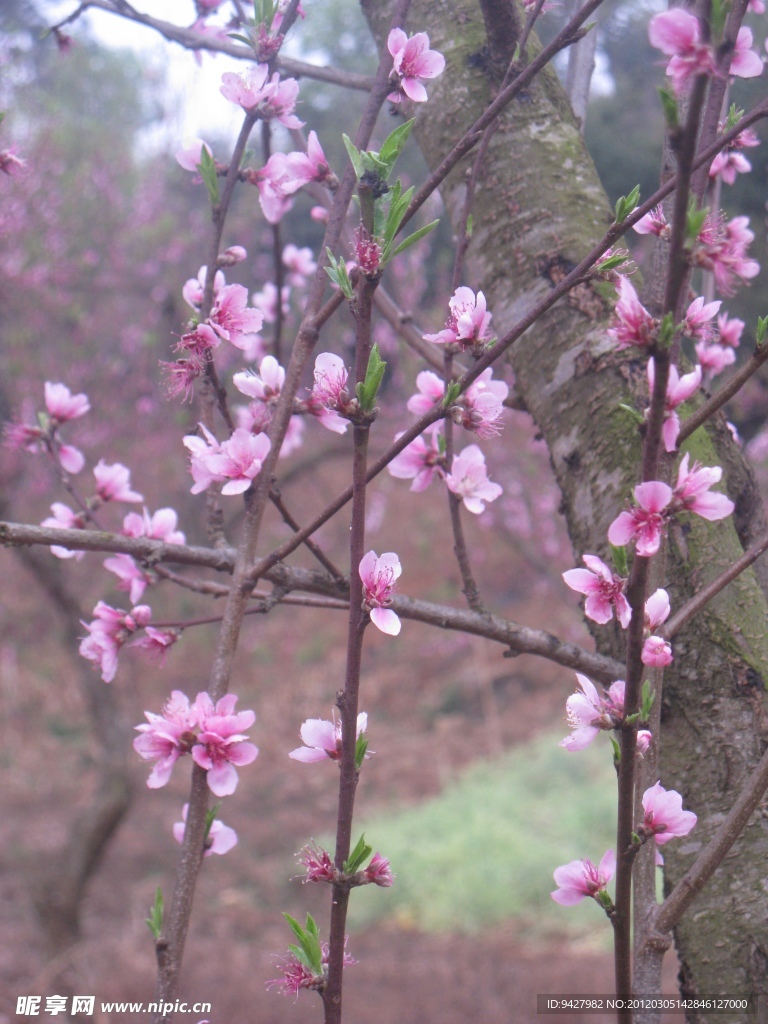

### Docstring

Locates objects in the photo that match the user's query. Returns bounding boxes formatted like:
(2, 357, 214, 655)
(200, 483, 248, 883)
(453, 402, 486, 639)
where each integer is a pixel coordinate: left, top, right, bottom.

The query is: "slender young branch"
(324, 275, 377, 1024)
(677, 341, 768, 446)
(76, 0, 377, 90)
(665, 529, 768, 638)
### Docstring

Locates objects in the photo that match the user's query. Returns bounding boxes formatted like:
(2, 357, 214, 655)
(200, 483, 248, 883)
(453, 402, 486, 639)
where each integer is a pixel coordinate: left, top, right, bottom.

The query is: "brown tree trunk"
(362, 2, 768, 1018)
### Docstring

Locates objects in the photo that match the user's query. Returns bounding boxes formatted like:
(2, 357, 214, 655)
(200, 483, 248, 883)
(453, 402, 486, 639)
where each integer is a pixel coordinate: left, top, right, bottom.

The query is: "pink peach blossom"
(191, 692, 259, 797)
(133, 690, 198, 787)
(387, 28, 445, 103)
(647, 358, 702, 453)
(289, 712, 368, 763)
(175, 138, 213, 173)
(641, 782, 697, 845)
(103, 552, 151, 605)
(208, 283, 264, 350)
(58, 443, 86, 475)
(130, 627, 179, 665)
(365, 852, 395, 887)
(695, 341, 736, 378)
(551, 849, 615, 905)
(220, 65, 303, 127)
(648, 10, 715, 95)
(633, 205, 670, 239)
(683, 296, 721, 342)
(298, 842, 336, 883)
(607, 276, 656, 349)
(642, 635, 673, 667)
(44, 382, 90, 422)
(608, 481, 673, 557)
(41, 502, 85, 560)
(445, 445, 503, 514)
(673, 453, 734, 521)
(123, 508, 185, 545)
(717, 313, 744, 349)
(425, 287, 493, 349)
(360, 551, 402, 635)
(387, 428, 443, 493)
(93, 460, 143, 503)
(183, 265, 225, 311)
(560, 674, 626, 751)
(174, 804, 238, 856)
(730, 27, 763, 80)
(81, 601, 152, 683)
(562, 554, 631, 628)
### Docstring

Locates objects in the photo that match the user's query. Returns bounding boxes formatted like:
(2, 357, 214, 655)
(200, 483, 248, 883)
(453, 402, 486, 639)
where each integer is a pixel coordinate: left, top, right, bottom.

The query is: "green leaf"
(204, 803, 221, 842)
(756, 315, 768, 346)
(381, 181, 414, 253)
(618, 401, 644, 426)
(597, 253, 630, 273)
(196, 145, 220, 207)
(342, 134, 364, 179)
(658, 87, 679, 130)
(357, 344, 387, 412)
(641, 680, 655, 722)
(355, 734, 369, 770)
(609, 543, 628, 577)
(443, 380, 461, 409)
(287, 944, 313, 970)
(615, 185, 641, 224)
(658, 312, 675, 349)
(390, 219, 440, 259)
(725, 103, 743, 133)
(325, 248, 354, 300)
(466, 213, 474, 239)
(686, 205, 708, 244)
(377, 118, 415, 179)
(284, 913, 306, 944)
(610, 736, 621, 767)
(145, 886, 163, 940)
(344, 833, 374, 875)
(228, 32, 255, 46)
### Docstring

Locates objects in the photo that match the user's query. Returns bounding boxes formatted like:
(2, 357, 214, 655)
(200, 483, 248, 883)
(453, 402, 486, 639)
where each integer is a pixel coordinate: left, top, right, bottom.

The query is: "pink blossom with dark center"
(641, 782, 697, 845)
(275, 132, 333, 194)
(683, 296, 721, 342)
(93, 460, 143, 503)
(695, 214, 760, 296)
(424, 287, 493, 349)
(80, 601, 152, 683)
(551, 849, 615, 905)
(162, 355, 208, 401)
(642, 635, 673, 667)
(607, 276, 656, 349)
(191, 692, 259, 797)
(360, 551, 402, 635)
(175, 323, 220, 358)
(562, 554, 631, 628)
(208, 283, 265, 351)
(220, 65, 303, 127)
(183, 425, 271, 495)
(560, 674, 626, 751)
(648, 10, 715, 95)
(647, 358, 702, 453)
(450, 370, 509, 438)
(673, 453, 734, 521)
(364, 852, 395, 887)
(387, 427, 443, 493)
(174, 803, 238, 857)
(130, 627, 179, 666)
(633, 205, 670, 239)
(289, 712, 368, 763)
(133, 690, 199, 787)
(387, 28, 445, 103)
(44, 382, 90, 423)
(312, 352, 351, 410)
(445, 445, 503, 514)
(233, 356, 285, 406)
(608, 481, 673, 556)
(297, 842, 336, 883)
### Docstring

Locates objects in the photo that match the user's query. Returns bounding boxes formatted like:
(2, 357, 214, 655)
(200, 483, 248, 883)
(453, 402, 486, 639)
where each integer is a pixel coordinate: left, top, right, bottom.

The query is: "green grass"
(346, 731, 618, 942)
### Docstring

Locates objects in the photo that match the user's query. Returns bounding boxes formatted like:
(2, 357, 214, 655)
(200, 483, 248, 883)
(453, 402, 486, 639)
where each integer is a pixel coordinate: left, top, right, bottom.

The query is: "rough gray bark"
(362, 2, 768, 1018)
